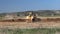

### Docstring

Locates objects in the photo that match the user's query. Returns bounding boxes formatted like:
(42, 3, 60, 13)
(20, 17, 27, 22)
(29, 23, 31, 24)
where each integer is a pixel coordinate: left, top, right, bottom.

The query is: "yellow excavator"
(26, 12, 41, 22)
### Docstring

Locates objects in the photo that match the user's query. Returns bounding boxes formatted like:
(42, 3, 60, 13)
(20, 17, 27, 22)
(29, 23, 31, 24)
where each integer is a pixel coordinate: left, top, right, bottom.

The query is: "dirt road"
(0, 22, 60, 29)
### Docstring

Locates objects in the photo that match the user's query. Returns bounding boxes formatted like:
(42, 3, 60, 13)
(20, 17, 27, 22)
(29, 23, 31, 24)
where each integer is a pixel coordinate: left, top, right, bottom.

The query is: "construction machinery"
(26, 12, 41, 22)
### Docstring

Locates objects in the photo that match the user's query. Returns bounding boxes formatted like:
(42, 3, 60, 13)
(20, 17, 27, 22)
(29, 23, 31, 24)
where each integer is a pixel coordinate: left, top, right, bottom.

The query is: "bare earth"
(0, 22, 60, 29)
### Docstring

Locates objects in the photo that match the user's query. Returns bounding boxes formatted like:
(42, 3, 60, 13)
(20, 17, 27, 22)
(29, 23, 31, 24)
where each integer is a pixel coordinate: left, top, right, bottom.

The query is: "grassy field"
(0, 28, 60, 34)
(0, 16, 60, 34)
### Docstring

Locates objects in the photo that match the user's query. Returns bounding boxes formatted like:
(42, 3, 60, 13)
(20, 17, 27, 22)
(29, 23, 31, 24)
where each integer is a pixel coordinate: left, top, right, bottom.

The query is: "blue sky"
(0, 0, 60, 13)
